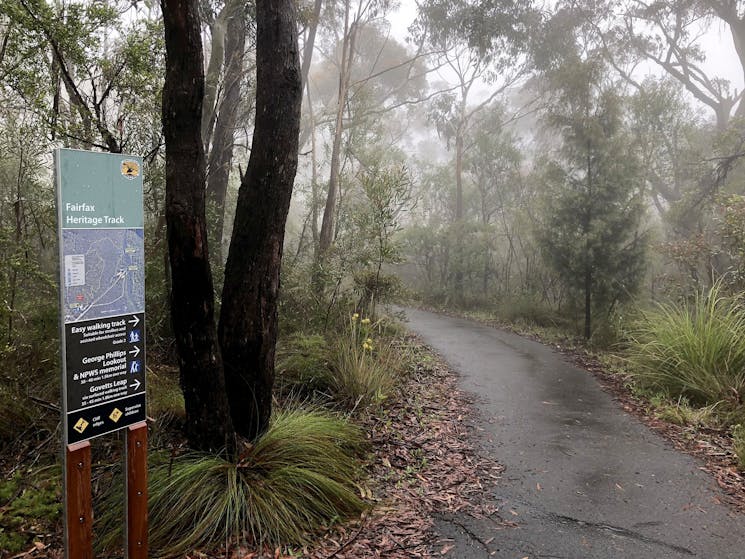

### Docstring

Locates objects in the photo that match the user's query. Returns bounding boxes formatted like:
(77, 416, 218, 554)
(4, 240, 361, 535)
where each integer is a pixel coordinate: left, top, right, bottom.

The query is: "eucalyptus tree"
(162, 0, 301, 449)
(0, 108, 55, 347)
(315, 0, 429, 259)
(619, 0, 745, 132)
(463, 103, 523, 296)
(2, 0, 163, 154)
(205, 0, 253, 268)
(628, 77, 709, 217)
(0, 0, 164, 349)
(558, 0, 744, 132)
(317, 0, 384, 258)
(412, 0, 535, 299)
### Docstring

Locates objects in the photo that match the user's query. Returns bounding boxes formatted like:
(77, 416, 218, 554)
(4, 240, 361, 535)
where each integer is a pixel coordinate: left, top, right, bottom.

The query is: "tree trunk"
(453, 128, 465, 299)
(318, 0, 354, 257)
(584, 266, 592, 340)
(300, 0, 323, 89)
(218, 0, 302, 441)
(206, 0, 247, 267)
(201, 3, 229, 149)
(297, 0, 324, 156)
(584, 141, 593, 340)
(162, 0, 235, 453)
(729, 18, 745, 121)
(307, 84, 319, 247)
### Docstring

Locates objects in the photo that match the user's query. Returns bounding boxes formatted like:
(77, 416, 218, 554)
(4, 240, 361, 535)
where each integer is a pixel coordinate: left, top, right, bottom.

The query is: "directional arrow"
(130, 378, 141, 391)
(128, 315, 140, 327)
(129, 346, 141, 358)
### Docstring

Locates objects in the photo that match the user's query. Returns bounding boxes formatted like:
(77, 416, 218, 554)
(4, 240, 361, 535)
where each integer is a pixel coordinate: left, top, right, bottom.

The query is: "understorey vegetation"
(3, 0, 745, 555)
(0, 305, 501, 557)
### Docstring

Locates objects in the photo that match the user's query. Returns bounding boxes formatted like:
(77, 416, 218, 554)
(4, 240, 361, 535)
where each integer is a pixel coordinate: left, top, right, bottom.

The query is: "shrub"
(97, 407, 367, 557)
(0, 385, 37, 443)
(147, 367, 185, 420)
(628, 284, 745, 408)
(276, 317, 401, 410)
(497, 295, 564, 329)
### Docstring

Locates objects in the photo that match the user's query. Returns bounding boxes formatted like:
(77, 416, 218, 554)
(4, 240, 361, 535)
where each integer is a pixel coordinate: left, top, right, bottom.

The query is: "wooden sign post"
(126, 422, 148, 559)
(65, 442, 92, 559)
(55, 149, 148, 558)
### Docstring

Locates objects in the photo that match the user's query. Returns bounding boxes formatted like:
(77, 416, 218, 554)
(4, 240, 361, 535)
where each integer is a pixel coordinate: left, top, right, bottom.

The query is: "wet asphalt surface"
(402, 308, 745, 559)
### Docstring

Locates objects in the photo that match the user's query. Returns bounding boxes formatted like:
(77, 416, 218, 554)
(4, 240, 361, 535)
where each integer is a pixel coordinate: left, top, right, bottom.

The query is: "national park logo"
(121, 160, 140, 179)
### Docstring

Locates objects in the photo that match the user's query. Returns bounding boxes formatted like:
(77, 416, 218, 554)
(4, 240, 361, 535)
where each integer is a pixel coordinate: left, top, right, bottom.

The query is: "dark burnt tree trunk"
(206, 0, 247, 267)
(162, 0, 235, 453)
(218, 0, 302, 440)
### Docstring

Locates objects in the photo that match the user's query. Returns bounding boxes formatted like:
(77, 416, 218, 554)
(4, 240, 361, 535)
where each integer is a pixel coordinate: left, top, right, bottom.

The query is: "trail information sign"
(55, 149, 147, 445)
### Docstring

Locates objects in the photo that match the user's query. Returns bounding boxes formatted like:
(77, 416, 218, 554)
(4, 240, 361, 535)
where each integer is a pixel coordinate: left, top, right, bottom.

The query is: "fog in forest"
(1, 0, 743, 363)
(5, 0, 745, 554)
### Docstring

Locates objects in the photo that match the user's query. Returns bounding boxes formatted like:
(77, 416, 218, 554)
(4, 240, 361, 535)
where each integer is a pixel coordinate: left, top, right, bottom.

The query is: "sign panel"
(55, 149, 147, 445)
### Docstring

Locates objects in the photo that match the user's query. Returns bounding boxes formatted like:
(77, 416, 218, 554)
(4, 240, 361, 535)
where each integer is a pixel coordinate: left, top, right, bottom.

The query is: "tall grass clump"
(97, 407, 367, 557)
(628, 284, 745, 408)
(328, 314, 399, 410)
(276, 316, 401, 410)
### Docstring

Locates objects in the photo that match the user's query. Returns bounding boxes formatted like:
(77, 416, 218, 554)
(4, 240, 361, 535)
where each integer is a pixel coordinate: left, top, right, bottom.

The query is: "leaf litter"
(307, 337, 508, 558)
(3, 338, 508, 559)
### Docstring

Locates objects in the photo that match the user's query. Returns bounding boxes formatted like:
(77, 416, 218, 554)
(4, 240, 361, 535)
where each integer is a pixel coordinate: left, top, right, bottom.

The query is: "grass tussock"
(147, 366, 185, 419)
(276, 316, 401, 411)
(628, 284, 745, 409)
(98, 407, 367, 557)
(327, 315, 400, 410)
(650, 395, 721, 427)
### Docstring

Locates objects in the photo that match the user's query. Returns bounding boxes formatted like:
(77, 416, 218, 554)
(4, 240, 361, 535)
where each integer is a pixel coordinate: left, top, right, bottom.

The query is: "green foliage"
(496, 294, 562, 328)
(147, 367, 185, 420)
(628, 284, 745, 408)
(589, 307, 635, 350)
(276, 317, 400, 411)
(353, 270, 402, 313)
(327, 315, 399, 410)
(97, 407, 367, 556)
(276, 333, 334, 395)
(2, 0, 165, 153)
(649, 396, 719, 428)
(535, 62, 648, 338)
(0, 383, 38, 443)
(347, 165, 412, 317)
(279, 259, 357, 334)
(733, 424, 745, 471)
(0, 469, 61, 554)
(412, 0, 533, 55)
(400, 108, 540, 310)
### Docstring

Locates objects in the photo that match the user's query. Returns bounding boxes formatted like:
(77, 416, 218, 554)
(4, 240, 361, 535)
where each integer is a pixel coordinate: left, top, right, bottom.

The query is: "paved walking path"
(403, 308, 745, 559)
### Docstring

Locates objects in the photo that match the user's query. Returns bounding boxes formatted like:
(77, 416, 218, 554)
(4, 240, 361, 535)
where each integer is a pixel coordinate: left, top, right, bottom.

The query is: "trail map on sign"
(63, 228, 145, 323)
